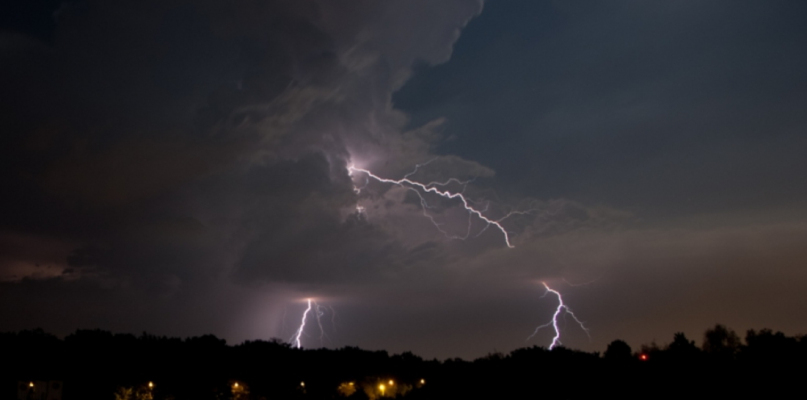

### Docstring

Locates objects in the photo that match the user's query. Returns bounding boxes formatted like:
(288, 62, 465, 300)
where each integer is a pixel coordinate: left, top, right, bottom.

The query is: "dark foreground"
(4, 325, 805, 399)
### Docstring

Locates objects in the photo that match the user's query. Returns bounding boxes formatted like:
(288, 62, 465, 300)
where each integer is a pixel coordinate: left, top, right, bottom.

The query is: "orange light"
(148, 382, 154, 389)
(29, 382, 34, 388)
(640, 354, 648, 361)
(388, 380, 394, 386)
(420, 379, 425, 384)
(233, 383, 239, 388)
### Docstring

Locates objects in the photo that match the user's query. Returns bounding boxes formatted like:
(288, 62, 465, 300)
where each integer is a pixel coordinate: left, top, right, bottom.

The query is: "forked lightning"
(348, 162, 528, 248)
(290, 299, 334, 349)
(528, 282, 590, 349)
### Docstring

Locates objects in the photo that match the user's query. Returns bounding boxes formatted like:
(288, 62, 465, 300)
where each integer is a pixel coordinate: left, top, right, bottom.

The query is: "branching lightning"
(289, 298, 335, 349)
(348, 161, 529, 248)
(346, 161, 594, 349)
(528, 282, 590, 350)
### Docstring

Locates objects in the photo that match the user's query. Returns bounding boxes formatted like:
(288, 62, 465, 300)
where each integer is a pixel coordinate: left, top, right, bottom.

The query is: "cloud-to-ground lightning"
(348, 162, 528, 248)
(289, 299, 335, 349)
(291, 299, 312, 349)
(528, 282, 590, 350)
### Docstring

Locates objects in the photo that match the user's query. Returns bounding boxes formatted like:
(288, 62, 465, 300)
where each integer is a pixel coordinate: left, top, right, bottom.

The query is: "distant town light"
(420, 379, 425, 384)
(148, 382, 154, 389)
(640, 354, 648, 361)
(388, 380, 394, 386)
(29, 382, 34, 388)
(300, 382, 305, 387)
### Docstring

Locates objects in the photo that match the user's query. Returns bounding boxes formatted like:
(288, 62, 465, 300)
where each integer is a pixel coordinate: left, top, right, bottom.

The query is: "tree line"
(3, 324, 805, 399)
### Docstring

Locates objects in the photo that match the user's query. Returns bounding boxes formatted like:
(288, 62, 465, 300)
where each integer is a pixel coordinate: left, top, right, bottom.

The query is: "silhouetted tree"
(666, 332, 700, 360)
(5, 326, 807, 400)
(604, 339, 632, 361)
(702, 324, 740, 359)
(743, 329, 799, 364)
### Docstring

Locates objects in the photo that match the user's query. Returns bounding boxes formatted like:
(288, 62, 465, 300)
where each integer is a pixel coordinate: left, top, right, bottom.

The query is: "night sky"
(2, 0, 807, 359)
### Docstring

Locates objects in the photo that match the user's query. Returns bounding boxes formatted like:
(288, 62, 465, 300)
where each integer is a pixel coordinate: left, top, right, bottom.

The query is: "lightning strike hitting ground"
(289, 299, 335, 349)
(291, 299, 312, 349)
(348, 162, 527, 248)
(528, 282, 590, 350)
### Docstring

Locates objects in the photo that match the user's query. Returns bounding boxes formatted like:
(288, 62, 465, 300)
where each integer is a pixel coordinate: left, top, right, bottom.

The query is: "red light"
(640, 354, 648, 361)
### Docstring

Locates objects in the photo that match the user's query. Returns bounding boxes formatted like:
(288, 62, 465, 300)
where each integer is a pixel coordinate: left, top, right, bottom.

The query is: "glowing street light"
(148, 382, 154, 389)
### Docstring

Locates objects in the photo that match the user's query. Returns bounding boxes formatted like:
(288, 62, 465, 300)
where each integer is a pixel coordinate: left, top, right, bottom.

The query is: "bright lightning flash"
(291, 299, 312, 349)
(348, 162, 527, 248)
(290, 299, 334, 349)
(528, 282, 590, 350)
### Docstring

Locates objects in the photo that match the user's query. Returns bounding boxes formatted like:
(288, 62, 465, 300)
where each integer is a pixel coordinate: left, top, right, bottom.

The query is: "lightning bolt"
(348, 162, 528, 248)
(291, 299, 312, 349)
(289, 299, 336, 349)
(527, 282, 590, 350)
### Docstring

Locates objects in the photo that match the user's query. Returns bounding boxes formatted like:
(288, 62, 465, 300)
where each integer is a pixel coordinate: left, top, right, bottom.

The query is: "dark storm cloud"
(0, 0, 484, 289)
(218, 153, 409, 284)
(395, 1, 807, 217)
(0, 0, 62, 43)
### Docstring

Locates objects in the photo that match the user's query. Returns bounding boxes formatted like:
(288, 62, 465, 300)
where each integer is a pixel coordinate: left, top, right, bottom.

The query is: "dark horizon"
(4, 324, 804, 399)
(0, 321, 793, 358)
